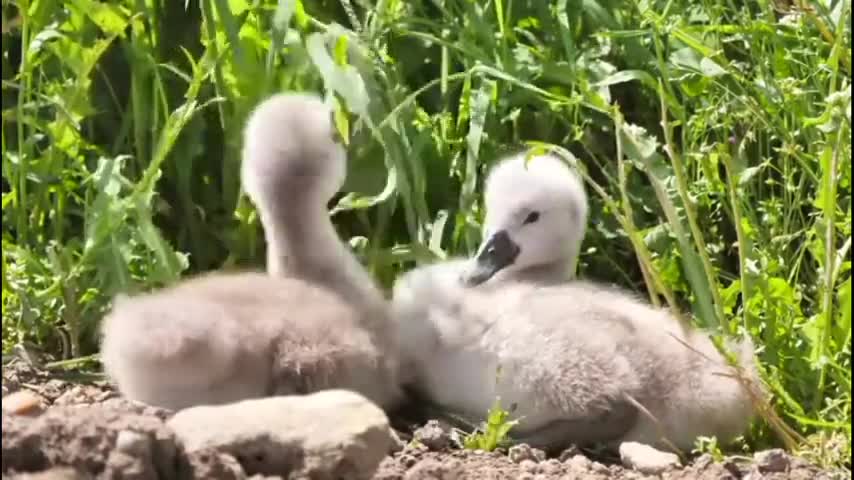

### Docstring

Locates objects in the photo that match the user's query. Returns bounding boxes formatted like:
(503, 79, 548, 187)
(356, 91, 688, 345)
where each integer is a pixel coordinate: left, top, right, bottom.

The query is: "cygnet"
(393, 152, 758, 453)
(100, 93, 401, 411)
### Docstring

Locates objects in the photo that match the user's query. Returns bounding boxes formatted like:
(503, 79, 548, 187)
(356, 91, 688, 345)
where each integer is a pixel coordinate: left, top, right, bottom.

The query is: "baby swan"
(394, 152, 758, 453)
(391, 153, 587, 351)
(100, 93, 401, 411)
(464, 152, 588, 286)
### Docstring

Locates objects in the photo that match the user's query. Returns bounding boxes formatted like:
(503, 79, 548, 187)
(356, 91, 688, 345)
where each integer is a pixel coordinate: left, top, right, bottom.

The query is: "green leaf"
(595, 69, 658, 90)
(699, 57, 727, 77)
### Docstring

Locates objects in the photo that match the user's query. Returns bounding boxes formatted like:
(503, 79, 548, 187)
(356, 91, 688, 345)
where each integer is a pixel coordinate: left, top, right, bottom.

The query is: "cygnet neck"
(494, 260, 576, 286)
(261, 198, 385, 314)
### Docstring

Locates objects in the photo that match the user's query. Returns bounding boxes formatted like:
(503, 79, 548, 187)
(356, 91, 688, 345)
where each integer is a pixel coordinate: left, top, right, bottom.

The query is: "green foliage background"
(1, 0, 850, 465)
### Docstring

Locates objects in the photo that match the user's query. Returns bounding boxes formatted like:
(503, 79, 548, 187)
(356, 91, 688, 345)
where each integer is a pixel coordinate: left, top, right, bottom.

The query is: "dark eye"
(523, 211, 540, 225)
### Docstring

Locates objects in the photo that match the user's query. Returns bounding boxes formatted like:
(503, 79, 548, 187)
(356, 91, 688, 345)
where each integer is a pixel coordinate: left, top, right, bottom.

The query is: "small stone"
(38, 379, 68, 401)
(413, 420, 450, 451)
(404, 458, 462, 480)
(2, 390, 45, 416)
(508, 443, 536, 463)
(538, 459, 562, 475)
(185, 450, 247, 480)
(619, 441, 681, 475)
(565, 454, 592, 472)
(531, 447, 547, 462)
(693, 453, 715, 470)
(742, 471, 760, 480)
(722, 458, 744, 478)
(591, 461, 610, 474)
(95, 390, 114, 402)
(400, 454, 419, 468)
(167, 389, 391, 480)
(519, 459, 539, 473)
(517, 474, 535, 480)
(405, 441, 429, 453)
(754, 448, 790, 473)
(557, 445, 582, 462)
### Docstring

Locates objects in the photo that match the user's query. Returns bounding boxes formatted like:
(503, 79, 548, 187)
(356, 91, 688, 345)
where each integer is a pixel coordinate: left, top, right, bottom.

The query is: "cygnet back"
(100, 93, 401, 411)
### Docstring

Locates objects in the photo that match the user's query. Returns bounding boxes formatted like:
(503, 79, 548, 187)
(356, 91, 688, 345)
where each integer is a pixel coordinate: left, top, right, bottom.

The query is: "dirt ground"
(2, 359, 849, 480)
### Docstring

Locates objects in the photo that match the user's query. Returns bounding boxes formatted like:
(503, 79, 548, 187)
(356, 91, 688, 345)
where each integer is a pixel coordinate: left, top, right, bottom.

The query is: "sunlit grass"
(1, 0, 850, 468)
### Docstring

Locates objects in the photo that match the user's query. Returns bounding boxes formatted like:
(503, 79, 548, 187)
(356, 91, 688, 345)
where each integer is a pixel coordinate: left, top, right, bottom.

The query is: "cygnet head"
(241, 93, 346, 210)
(463, 152, 588, 286)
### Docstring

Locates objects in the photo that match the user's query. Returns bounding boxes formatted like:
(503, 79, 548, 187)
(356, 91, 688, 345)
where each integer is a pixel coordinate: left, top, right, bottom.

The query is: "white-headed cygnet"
(393, 152, 758, 453)
(100, 93, 401, 411)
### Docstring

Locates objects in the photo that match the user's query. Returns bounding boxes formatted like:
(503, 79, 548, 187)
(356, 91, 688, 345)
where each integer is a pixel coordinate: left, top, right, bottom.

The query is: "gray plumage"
(393, 152, 758, 452)
(100, 93, 402, 411)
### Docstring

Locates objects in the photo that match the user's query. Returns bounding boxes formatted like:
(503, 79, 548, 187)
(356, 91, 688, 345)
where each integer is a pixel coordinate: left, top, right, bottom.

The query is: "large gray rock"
(167, 389, 392, 480)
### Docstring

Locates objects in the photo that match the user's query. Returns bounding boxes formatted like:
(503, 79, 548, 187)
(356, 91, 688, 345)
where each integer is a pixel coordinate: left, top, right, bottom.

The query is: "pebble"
(1, 390, 45, 416)
(754, 448, 791, 473)
(619, 441, 681, 475)
(519, 459, 539, 473)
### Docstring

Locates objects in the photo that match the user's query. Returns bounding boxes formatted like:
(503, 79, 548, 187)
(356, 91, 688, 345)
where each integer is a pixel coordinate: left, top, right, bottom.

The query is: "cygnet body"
(393, 153, 757, 452)
(100, 93, 401, 411)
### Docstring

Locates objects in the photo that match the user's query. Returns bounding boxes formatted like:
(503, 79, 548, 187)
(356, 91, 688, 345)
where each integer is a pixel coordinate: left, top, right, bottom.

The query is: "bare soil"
(2, 359, 849, 480)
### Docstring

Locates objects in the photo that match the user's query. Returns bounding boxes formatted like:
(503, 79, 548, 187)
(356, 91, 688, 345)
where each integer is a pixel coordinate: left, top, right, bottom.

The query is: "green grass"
(1, 0, 850, 467)
(462, 397, 520, 452)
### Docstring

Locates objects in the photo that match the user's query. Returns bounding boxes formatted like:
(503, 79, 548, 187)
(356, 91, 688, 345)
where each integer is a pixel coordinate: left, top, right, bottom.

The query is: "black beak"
(463, 230, 520, 286)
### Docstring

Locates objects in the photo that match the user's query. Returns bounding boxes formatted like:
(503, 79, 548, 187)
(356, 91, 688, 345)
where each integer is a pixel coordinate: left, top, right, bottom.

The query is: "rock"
(508, 443, 545, 463)
(519, 459, 539, 473)
(5, 467, 89, 479)
(590, 461, 610, 474)
(538, 459, 563, 475)
(404, 458, 462, 480)
(167, 389, 391, 480)
(557, 445, 582, 462)
(99, 397, 173, 421)
(412, 420, 450, 451)
(185, 450, 247, 480)
(693, 453, 715, 471)
(399, 454, 419, 468)
(1, 405, 178, 479)
(754, 448, 791, 473)
(37, 380, 68, 402)
(53, 385, 114, 407)
(619, 441, 681, 475)
(663, 453, 739, 480)
(564, 454, 592, 473)
(2, 390, 46, 416)
(721, 458, 745, 478)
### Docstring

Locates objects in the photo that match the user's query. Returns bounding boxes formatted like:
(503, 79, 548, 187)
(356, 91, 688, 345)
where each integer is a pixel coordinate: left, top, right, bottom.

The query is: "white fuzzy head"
(241, 93, 347, 211)
(464, 152, 588, 285)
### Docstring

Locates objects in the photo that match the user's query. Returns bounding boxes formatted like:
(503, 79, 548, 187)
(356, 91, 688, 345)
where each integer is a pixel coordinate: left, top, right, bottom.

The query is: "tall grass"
(2, 0, 850, 466)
